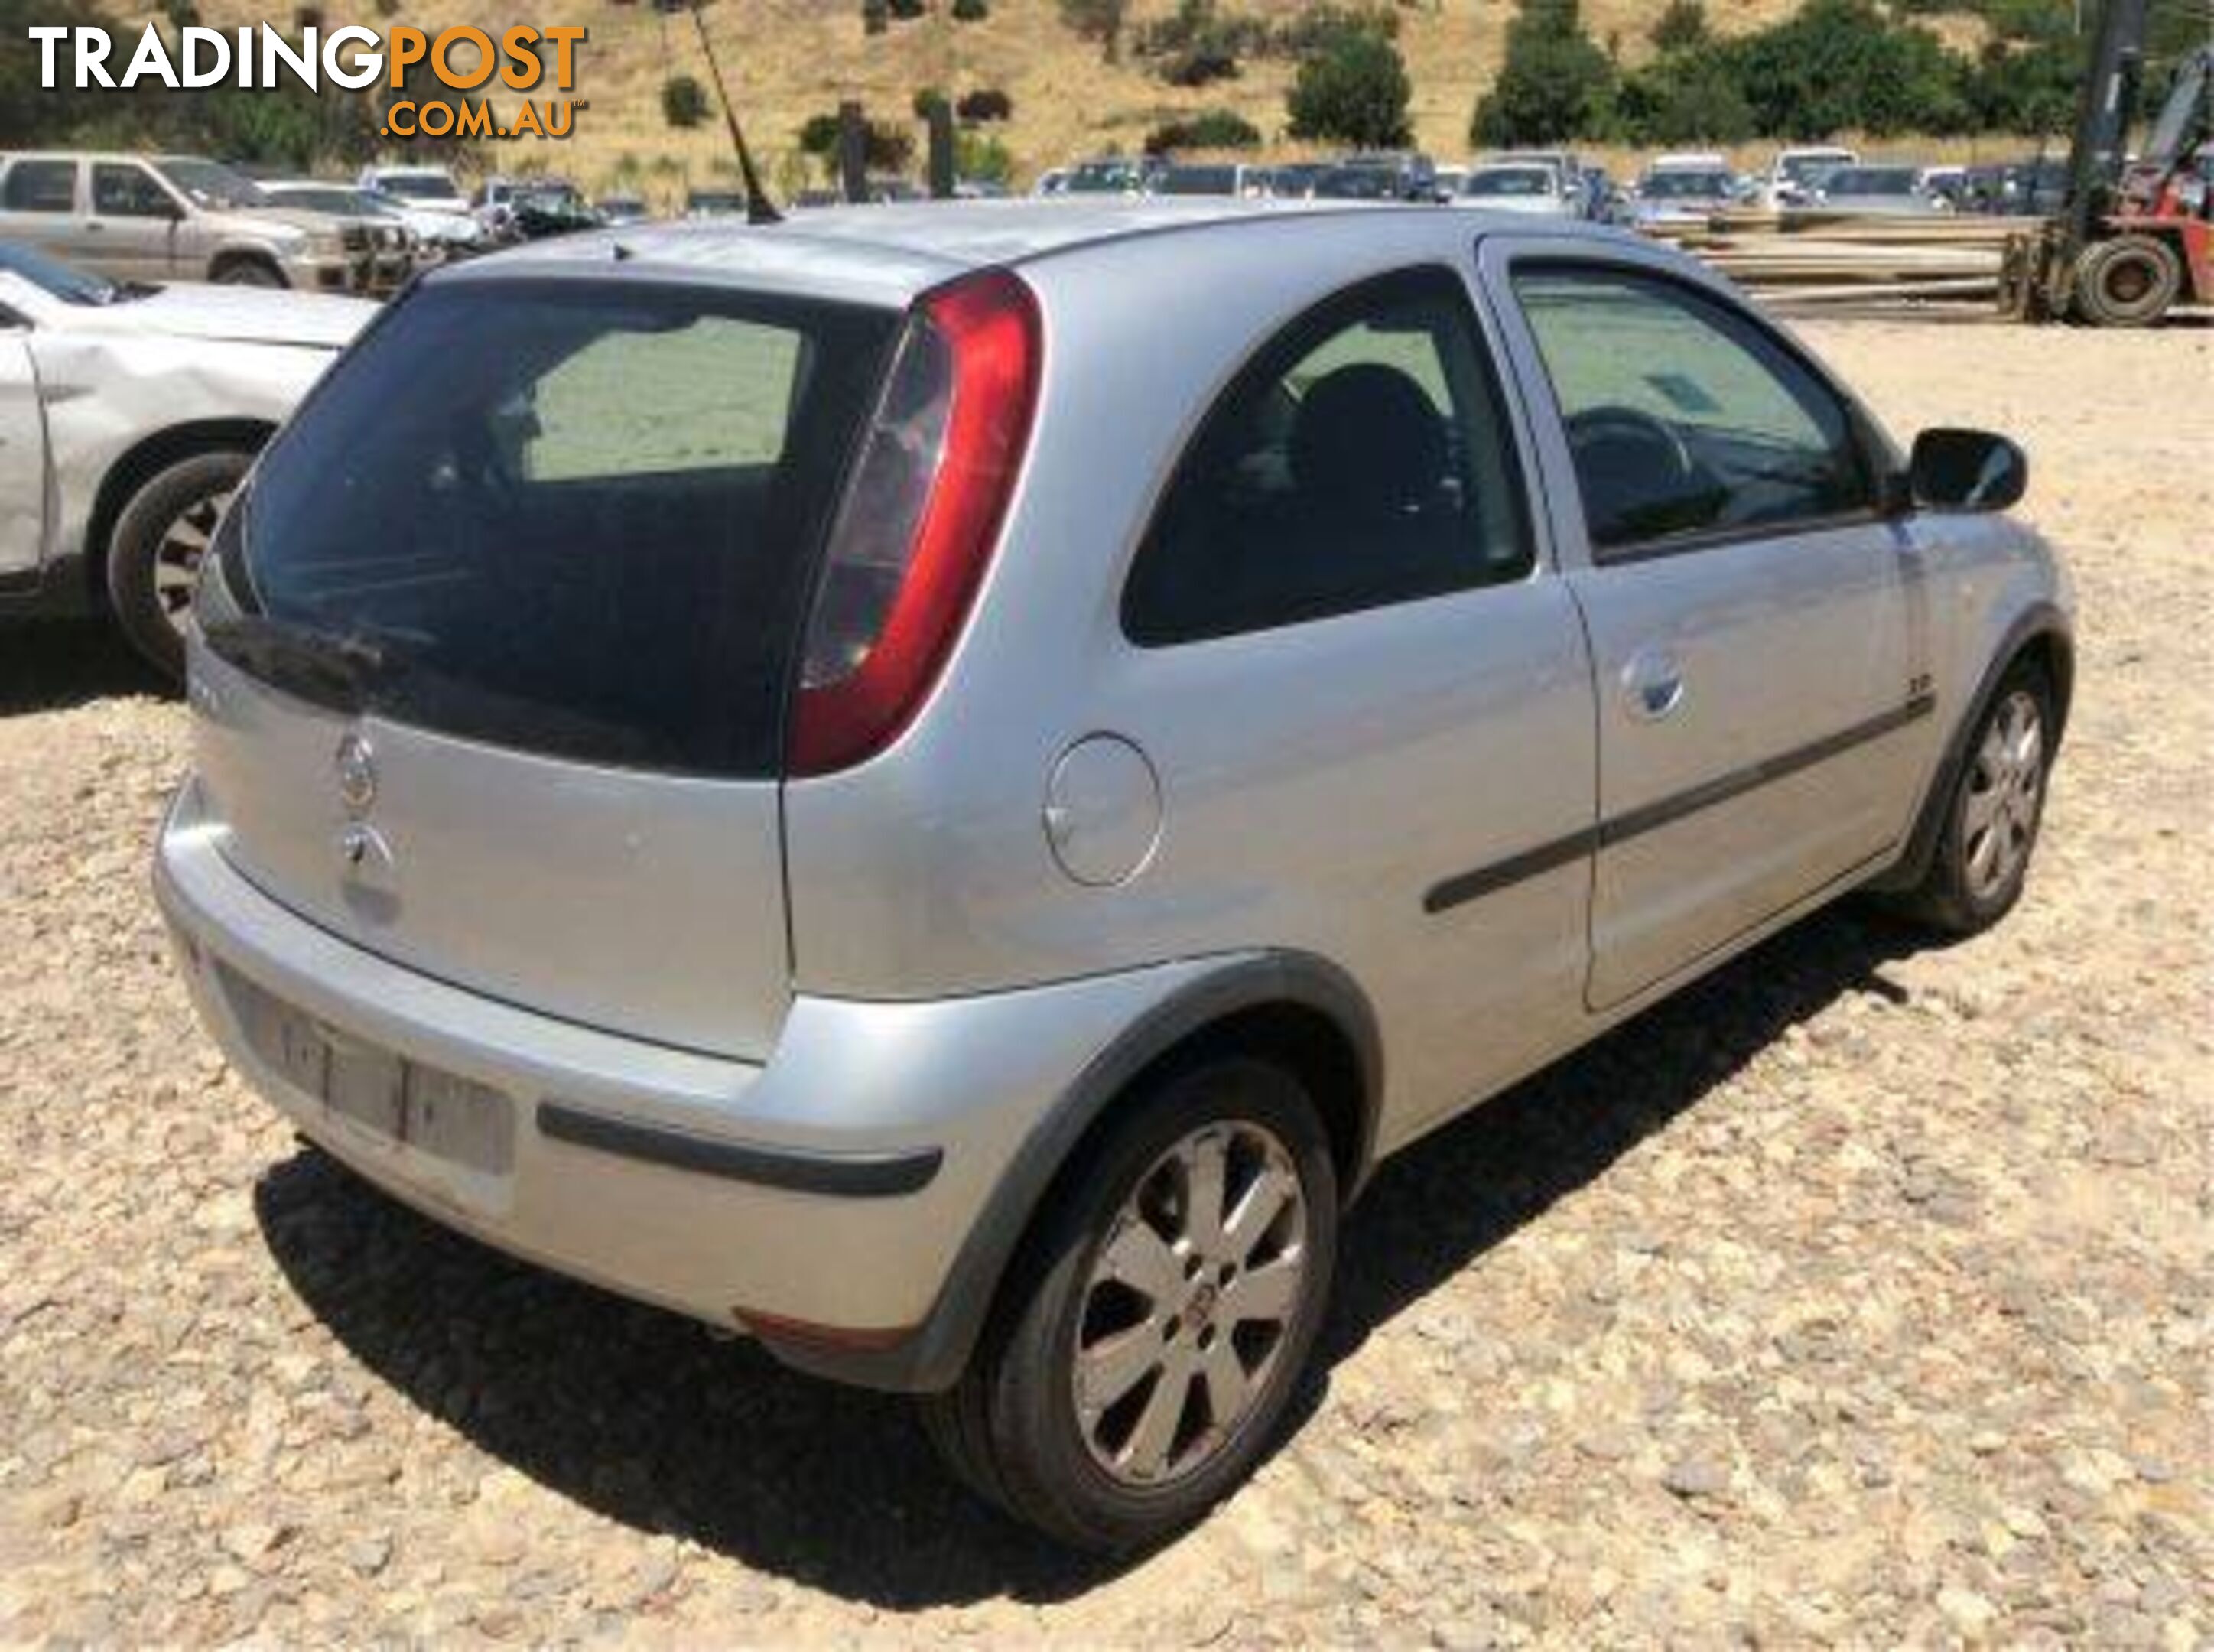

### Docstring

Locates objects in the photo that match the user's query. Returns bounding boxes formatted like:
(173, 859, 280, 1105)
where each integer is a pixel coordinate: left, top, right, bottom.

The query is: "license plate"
(254, 989, 512, 1174)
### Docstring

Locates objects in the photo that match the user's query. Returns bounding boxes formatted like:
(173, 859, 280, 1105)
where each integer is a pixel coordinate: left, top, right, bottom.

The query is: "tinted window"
(1125, 267, 1532, 646)
(219, 281, 895, 776)
(2, 161, 76, 213)
(1513, 265, 1872, 553)
(93, 163, 173, 217)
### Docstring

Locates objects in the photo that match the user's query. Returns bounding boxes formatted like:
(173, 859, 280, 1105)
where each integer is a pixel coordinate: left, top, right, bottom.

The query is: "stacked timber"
(1645, 210, 2045, 304)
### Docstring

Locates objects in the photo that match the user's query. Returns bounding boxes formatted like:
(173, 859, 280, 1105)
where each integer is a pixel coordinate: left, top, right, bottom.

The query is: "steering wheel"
(1563, 405, 1695, 493)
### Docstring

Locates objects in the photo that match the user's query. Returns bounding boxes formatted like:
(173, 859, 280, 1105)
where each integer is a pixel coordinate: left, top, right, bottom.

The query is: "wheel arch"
(757, 951, 1383, 1395)
(83, 419, 274, 603)
(206, 246, 288, 286)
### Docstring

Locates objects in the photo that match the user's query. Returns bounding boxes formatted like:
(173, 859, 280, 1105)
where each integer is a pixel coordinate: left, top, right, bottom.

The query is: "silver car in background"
(1632, 164, 1741, 230)
(155, 201, 2072, 1551)
(1807, 164, 1954, 214)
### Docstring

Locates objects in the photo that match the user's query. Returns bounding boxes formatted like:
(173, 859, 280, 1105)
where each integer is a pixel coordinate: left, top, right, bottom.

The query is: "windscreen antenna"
(688, 0, 781, 226)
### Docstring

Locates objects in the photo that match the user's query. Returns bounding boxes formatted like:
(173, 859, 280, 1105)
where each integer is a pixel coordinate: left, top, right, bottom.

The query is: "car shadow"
(252, 903, 1930, 1608)
(0, 619, 169, 714)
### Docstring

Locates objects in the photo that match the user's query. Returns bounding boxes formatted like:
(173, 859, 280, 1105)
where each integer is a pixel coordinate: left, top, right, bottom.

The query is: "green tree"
(1729, 0, 1969, 138)
(1286, 28, 1412, 148)
(1471, 0, 1617, 148)
(1619, 46, 1754, 144)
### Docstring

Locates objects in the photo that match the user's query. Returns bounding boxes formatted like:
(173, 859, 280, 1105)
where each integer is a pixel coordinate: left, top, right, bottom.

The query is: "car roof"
(437, 198, 1627, 308)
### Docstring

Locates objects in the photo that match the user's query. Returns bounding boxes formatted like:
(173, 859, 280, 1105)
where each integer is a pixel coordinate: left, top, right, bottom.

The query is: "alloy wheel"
(151, 488, 234, 633)
(1071, 1119, 1310, 1488)
(1962, 688, 2044, 902)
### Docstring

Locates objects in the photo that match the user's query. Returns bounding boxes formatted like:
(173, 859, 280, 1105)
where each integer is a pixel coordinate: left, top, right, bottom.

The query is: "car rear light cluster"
(788, 268, 1042, 776)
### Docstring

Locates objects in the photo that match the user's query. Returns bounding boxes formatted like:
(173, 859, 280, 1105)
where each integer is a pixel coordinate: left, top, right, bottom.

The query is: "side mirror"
(1908, 427, 2028, 513)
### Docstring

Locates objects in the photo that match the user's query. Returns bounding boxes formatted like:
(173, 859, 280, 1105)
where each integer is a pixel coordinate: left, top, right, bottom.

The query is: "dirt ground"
(0, 316, 2207, 1647)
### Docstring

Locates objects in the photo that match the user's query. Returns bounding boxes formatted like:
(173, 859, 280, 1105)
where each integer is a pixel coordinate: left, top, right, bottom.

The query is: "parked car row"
(0, 151, 423, 294)
(1028, 145, 2001, 226)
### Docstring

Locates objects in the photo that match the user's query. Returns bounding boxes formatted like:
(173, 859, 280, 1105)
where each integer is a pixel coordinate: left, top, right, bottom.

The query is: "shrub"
(1649, 0, 1707, 54)
(1273, 2, 1397, 57)
(887, 0, 925, 18)
(1145, 108, 1262, 154)
(861, 0, 887, 36)
(951, 0, 987, 18)
(957, 130, 1013, 182)
(1164, 47, 1240, 86)
(798, 111, 914, 170)
(956, 87, 1013, 123)
(661, 73, 710, 129)
(1286, 26, 1411, 148)
(1061, 0, 1127, 60)
(912, 86, 949, 121)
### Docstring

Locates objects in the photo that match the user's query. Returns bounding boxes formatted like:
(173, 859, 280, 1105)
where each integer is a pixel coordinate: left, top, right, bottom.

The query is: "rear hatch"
(191, 275, 898, 1059)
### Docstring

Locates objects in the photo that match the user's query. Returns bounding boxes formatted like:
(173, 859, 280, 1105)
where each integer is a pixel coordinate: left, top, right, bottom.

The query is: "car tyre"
(210, 255, 285, 288)
(921, 1054, 1338, 1552)
(2072, 236, 2182, 327)
(106, 450, 252, 683)
(1896, 660, 2053, 936)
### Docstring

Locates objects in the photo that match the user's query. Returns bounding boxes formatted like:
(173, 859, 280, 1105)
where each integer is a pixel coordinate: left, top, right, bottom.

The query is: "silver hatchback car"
(156, 201, 2071, 1550)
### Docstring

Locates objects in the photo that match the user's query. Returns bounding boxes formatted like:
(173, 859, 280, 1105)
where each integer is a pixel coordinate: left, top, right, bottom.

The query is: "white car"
(1453, 161, 1579, 216)
(0, 239, 372, 678)
(1762, 145, 1860, 209)
(357, 164, 487, 257)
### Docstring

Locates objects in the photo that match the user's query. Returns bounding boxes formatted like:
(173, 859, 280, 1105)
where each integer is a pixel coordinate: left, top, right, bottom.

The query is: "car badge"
(334, 732, 376, 816)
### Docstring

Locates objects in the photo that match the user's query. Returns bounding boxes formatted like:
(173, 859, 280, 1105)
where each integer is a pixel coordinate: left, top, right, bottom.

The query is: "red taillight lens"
(788, 268, 1042, 776)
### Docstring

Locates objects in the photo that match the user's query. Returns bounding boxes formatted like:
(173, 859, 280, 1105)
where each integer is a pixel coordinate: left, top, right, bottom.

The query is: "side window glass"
(93, 164, 174, 219)
(1512, 266, 1872, 554)
(1123, 266, 1532, 646)
(2, 161, 76, 214)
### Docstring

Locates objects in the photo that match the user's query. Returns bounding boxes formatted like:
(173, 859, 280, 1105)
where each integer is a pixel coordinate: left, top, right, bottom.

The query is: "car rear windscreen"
(223, 280, 896, 776)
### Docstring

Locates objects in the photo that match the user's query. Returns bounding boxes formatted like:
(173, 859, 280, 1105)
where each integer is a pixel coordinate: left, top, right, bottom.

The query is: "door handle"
(1621, 646, 1686, 721)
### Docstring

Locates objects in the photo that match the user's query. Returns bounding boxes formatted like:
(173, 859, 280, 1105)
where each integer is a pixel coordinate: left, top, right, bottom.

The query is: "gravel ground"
(2, 317, 2207, 1647)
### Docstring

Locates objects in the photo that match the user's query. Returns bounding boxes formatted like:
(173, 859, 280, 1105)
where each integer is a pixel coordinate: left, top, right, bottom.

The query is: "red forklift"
(2001, 0, 2212, 327)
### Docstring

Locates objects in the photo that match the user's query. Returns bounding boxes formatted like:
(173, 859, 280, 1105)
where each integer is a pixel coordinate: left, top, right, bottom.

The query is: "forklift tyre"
(2072, 236, 2183, 327)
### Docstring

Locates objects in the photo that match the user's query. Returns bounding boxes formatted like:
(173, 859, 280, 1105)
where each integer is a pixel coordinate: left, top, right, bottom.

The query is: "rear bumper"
(153, 778, 1217, 1387)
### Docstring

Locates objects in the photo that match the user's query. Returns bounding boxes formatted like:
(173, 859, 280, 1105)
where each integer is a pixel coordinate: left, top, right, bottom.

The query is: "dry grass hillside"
(158, 0, 1993, 199)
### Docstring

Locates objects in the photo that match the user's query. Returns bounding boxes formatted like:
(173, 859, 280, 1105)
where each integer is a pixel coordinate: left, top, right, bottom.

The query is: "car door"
(1107, 264, 1597, 1143)
(0, 321, 47, 583)
(1485, 245, 1929, 1011)
(0, 158, 85, 264)
(86, 161, 185, 282)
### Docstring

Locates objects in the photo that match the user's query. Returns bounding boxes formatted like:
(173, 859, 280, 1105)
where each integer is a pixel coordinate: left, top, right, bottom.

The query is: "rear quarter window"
(1123, 265, 1533, 646)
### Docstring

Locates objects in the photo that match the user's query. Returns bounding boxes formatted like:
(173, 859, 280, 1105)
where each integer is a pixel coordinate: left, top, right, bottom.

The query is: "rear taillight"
(788, 268, 1042, 776)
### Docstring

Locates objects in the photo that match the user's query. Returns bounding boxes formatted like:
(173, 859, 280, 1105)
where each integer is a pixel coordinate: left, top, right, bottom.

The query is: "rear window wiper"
(200, 615, 386, 714)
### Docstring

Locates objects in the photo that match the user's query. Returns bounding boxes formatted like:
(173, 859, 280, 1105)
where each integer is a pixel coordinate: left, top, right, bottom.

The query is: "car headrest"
(1287, 363, 1447, 519)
